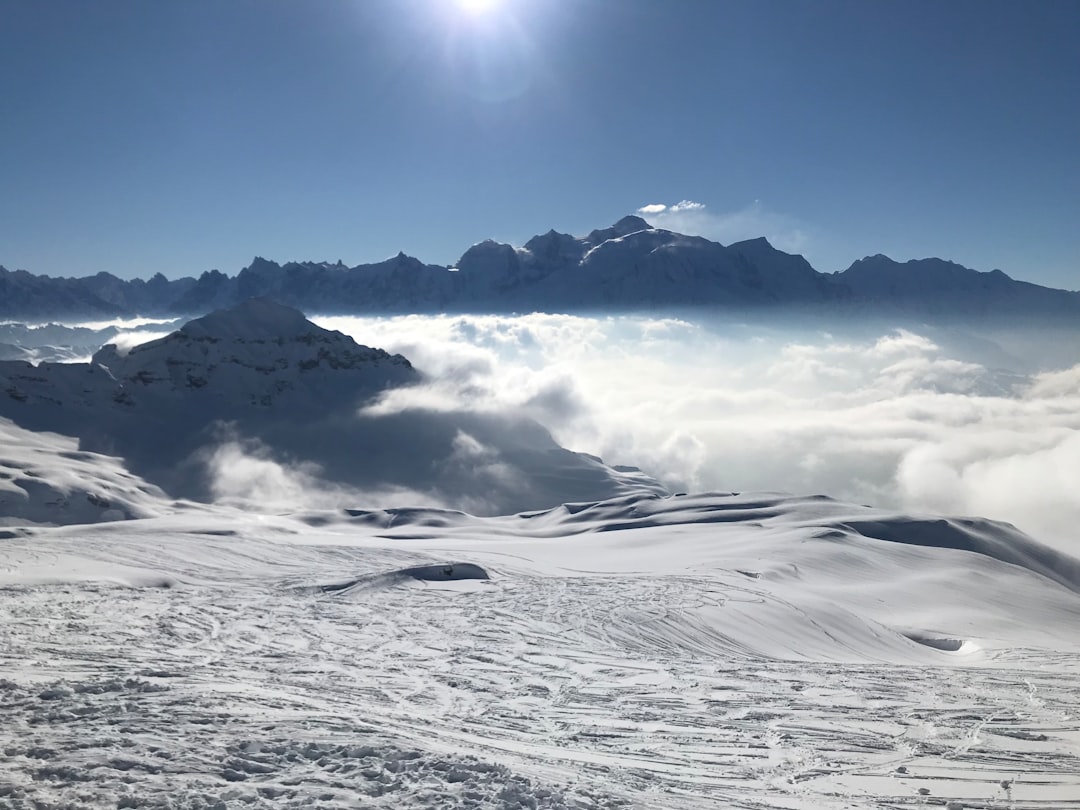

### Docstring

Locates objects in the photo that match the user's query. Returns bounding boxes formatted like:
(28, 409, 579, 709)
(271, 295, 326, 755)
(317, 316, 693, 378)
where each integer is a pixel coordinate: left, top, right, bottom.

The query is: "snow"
(1, 305, 1079, 808)
(0, 417, 187, 526)
(1, 491, 1079, 808)
(177, 297, 332, 341)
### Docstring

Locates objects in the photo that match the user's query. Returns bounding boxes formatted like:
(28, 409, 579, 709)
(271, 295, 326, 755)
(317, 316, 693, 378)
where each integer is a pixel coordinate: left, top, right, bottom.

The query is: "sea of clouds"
(315, 313, 1080, 553)
(7, 310, 1078, 553)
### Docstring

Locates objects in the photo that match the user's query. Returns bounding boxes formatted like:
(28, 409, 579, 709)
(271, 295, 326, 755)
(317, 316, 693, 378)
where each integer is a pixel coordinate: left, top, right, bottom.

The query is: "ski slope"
(2, 492, 1078, 809)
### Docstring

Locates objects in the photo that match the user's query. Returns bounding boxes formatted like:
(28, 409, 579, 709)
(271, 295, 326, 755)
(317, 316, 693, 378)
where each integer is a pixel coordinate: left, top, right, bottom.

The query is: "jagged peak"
(385, 251, 429, 268)
(241, 256, 283, 274)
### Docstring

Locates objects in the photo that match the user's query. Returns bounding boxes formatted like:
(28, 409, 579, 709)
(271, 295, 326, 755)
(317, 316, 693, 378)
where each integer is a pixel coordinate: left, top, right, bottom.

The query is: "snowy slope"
(0, 417, 186, 526)
(1, 491, 1078, 808)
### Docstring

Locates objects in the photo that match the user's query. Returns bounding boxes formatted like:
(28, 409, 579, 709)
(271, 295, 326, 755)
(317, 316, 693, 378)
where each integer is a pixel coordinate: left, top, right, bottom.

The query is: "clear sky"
(2, 0, 1078, 288)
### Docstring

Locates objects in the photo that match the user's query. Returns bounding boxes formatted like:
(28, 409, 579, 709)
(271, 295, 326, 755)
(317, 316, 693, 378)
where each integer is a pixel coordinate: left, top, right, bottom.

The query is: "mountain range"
(2, 215, 1077, 322)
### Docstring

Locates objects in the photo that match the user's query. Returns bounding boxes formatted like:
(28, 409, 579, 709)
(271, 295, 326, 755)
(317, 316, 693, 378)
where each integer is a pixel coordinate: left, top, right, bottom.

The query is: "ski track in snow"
(1, 517, 1079, 809)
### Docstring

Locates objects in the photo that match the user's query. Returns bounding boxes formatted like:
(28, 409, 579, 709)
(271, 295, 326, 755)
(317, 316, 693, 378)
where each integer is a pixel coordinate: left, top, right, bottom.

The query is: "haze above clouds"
(315, 313, 1080, 554)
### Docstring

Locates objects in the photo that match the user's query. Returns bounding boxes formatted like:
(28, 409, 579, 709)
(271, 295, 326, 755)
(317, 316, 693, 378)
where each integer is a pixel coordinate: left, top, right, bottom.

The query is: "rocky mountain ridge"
(2, 216, 1077, 322)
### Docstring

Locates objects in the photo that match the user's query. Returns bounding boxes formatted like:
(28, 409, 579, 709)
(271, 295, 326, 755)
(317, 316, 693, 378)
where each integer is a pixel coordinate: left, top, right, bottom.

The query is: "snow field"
(2, 496, 1079, 808)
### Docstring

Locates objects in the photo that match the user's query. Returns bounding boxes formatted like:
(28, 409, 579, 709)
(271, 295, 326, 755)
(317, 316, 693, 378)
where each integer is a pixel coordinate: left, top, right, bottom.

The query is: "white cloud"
(204, 437, 332, 507)
(669, 200, 706, 212)
(316, 313, 1080, 556)
(201, 432, 454, 513)
(106, 330, 173, 356)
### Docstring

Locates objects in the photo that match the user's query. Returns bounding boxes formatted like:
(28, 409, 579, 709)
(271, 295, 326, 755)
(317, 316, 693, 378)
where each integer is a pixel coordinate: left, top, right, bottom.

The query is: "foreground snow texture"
(2, 494, 1079, 809)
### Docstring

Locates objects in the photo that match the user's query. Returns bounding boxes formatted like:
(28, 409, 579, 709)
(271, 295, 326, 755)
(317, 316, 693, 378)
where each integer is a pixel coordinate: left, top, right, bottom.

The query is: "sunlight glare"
(456, 0, 501, 15)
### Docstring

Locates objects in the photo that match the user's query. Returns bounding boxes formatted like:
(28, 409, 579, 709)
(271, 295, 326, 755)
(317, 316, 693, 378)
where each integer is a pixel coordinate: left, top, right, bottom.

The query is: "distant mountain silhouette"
(835, 255, 1080, 320)
(2, 218, 1077, 323)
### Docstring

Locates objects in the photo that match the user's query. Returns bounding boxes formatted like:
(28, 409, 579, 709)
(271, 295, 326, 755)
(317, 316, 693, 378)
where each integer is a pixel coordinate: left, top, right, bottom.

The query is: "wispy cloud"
(201, 430, 456, 513)
(106, 330, 173, 356)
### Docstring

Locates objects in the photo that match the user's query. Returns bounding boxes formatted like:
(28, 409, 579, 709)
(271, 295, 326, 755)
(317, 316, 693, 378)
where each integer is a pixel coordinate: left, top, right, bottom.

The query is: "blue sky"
(2, 0, 1077, 288)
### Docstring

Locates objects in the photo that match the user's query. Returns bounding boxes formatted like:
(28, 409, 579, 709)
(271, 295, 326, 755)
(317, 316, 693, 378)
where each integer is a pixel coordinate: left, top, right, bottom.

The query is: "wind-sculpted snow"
(0, 417, 186, 526)
(330, 490, 1080, 591)
(2, 492, 1079, 808)
(500, 493, 1080, 595)
(312, 563, 492, 595)
(830, 515, 1080, 596)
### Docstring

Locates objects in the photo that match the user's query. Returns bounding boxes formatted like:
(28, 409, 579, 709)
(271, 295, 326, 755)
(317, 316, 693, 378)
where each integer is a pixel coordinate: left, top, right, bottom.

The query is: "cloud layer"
(316, 313, 1080, 554)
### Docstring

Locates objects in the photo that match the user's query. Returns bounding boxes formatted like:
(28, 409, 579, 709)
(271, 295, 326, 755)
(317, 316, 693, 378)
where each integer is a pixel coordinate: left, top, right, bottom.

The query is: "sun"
(455, 0, 501, 15)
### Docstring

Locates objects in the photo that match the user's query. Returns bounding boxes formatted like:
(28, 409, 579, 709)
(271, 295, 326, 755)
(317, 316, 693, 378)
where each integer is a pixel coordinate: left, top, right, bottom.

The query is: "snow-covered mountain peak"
(177, 297, 325, 341)
(453, 239, 526, 279)
(612, 214, 651, 234)
(581, 226, 683, 263)
(87, 299, 415, 402)
(0, 301, 430, 504)
(462, 239, 518, 256)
